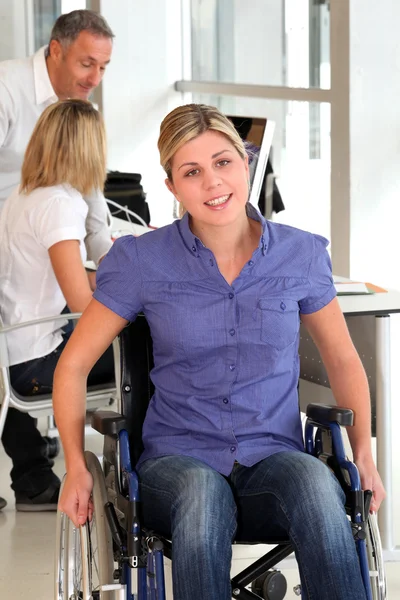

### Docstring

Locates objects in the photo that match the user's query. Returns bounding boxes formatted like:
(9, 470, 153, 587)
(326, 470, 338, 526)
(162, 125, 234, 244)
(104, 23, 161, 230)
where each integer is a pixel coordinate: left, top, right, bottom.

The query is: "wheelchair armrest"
(91, 410, 131, 436)
(306, 403, 354, 427)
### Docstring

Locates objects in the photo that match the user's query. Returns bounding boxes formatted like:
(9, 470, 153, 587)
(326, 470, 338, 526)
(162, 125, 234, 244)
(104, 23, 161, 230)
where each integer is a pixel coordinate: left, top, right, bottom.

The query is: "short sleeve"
(34, 195, 88, 249)
(299, 234, 336, 314)
(93, 235, 143, 321)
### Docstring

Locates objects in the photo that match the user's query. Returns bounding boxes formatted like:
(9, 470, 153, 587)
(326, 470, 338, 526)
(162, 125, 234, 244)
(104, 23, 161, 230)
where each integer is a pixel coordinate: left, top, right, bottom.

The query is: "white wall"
(0, 0, 31, 61)
(349, 1, 400, 289)
(100, 0, 184, 227)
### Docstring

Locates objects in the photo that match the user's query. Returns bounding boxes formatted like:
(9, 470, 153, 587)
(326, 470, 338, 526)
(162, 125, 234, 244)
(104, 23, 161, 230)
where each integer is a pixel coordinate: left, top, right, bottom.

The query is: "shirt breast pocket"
(258, 298, 300, 351)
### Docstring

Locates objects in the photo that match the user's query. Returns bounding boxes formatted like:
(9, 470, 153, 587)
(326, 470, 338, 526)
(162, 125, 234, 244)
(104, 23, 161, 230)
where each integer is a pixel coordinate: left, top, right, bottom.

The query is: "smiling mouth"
(205, 194, 231, 207)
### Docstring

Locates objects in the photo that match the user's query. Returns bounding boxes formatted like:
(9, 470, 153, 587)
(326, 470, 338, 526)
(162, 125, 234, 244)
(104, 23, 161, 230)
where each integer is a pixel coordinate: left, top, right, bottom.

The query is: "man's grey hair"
(49, 9, 115, 49)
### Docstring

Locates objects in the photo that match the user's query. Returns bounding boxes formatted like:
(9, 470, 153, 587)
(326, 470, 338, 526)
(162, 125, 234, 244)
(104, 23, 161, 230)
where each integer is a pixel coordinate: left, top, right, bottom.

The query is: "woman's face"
(167, 130, 249, 228)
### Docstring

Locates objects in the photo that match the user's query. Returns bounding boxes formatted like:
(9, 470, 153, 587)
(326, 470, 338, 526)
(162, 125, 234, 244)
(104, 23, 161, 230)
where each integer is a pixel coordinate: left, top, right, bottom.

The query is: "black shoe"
(0, 497, 7, 510)
(15, 481, 60, 512)
(43, 436, 61, 459)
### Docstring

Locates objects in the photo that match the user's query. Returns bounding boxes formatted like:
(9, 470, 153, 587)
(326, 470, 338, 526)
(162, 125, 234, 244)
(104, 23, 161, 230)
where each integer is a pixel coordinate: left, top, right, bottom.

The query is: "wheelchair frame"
(55, 317, 387, 600)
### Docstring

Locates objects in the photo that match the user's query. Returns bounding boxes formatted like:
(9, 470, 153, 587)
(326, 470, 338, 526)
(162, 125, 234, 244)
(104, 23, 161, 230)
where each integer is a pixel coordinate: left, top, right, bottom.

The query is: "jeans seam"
(228, 504, 238, 541)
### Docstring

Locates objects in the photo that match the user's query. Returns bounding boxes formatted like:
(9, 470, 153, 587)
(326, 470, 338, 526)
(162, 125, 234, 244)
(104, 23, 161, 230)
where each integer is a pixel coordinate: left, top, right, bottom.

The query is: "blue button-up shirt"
(94, 205, 336, 475)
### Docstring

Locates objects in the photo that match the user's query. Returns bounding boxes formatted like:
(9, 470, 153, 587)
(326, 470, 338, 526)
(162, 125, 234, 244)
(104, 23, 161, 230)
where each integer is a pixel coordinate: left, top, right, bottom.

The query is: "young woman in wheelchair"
(54, 103, 385, 600)
(0, 100, 114, 511)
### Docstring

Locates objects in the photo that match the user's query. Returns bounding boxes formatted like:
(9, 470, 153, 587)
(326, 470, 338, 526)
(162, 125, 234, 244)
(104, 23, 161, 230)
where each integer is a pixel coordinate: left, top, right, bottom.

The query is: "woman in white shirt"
(0, 99, 114, 511)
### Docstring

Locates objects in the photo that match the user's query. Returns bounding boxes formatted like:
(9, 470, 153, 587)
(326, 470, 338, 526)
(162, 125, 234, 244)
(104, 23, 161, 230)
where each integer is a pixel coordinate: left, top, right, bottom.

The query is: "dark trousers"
(1, 332, 114, 495)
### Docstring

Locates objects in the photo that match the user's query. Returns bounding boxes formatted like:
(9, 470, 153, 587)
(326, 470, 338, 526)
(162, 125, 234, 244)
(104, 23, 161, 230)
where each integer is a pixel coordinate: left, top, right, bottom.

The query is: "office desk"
(300, 287, 400, 559)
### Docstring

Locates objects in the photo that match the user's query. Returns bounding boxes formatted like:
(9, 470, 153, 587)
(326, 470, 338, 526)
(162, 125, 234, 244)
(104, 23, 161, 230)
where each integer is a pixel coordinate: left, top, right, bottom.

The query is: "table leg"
(375, 315, 394, 551)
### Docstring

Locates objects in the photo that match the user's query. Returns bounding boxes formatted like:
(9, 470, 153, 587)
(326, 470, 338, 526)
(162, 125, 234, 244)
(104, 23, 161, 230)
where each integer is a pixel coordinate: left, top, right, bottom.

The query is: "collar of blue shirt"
(178, 202, 269, 257)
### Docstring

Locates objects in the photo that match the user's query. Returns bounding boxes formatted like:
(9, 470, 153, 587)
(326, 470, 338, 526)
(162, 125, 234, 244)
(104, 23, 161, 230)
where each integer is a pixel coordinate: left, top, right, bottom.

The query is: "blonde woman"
(54, 104, 383, 599)
(0, 99, 114, 511)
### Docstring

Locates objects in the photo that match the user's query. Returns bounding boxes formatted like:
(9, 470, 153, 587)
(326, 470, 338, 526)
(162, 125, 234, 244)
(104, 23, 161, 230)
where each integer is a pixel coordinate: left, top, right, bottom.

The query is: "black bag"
(104, 171, 151, 225)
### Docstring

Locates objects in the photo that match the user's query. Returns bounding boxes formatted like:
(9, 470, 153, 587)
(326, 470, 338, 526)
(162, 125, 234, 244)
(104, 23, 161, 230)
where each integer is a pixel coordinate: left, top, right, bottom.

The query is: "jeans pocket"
(259, 298, 299, 350)
(10, 350, 59, 396)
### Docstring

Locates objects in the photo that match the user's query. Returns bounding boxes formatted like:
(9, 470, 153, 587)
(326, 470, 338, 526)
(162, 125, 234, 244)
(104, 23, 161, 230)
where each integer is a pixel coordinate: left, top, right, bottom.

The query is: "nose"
(87, 67, 103, 88)
(202, 167, 222, 190)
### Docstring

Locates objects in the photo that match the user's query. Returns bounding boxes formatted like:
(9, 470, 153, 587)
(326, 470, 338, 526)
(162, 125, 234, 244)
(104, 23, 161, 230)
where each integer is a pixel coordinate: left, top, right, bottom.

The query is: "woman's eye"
(217, 159, 230, 167)
(185, 169, 199, 177)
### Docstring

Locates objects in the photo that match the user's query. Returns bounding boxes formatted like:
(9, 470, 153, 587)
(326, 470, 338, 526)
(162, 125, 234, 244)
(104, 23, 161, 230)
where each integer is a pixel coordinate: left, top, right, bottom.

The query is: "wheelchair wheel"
(366, 513, 387, 600)
(55, 451, 114, 599)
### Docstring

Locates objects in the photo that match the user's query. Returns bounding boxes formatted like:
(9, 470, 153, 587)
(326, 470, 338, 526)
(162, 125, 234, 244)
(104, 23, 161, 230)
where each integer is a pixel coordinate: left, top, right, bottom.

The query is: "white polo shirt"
(0, 47, 112, 264)
(0, 183, 88, 366)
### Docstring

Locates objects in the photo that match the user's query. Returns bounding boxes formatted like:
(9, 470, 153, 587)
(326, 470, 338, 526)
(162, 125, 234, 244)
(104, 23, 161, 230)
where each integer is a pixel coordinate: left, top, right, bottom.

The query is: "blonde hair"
(20, 99, 107, 196)
(158, 104, 247, 217)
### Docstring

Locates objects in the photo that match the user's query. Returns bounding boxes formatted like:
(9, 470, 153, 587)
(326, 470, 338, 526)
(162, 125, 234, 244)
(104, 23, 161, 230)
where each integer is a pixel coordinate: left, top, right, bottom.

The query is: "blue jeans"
(138, 451, 367, 600)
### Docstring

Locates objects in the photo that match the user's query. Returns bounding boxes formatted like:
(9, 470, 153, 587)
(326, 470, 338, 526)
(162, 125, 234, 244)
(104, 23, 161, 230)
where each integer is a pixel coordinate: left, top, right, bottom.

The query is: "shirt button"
(192, 245, 196, 252)
(230, 446, 236, 453)
(209, 259, 214, 266)
(229, 329, 235, 336)
(280, 301, 286, 311)
(229, 364, 235, 371)
(229, 293, 234, 299)
(248, 260, 254, 266)
(223, 398, 229, 404)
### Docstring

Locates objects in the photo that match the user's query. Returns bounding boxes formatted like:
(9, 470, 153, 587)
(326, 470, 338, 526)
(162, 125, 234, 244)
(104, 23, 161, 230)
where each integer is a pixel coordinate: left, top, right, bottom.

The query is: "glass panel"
(33, 0, 62, 50)
(193, 94, 331, 241)
(190, 0, 330, 89)
(32, 1, 86, 51)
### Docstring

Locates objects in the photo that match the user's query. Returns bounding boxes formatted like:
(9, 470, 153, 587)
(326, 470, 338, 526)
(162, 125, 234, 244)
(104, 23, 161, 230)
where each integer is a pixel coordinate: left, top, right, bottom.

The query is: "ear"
(165, 178, 180, 202)
(49, 40, 63, 64)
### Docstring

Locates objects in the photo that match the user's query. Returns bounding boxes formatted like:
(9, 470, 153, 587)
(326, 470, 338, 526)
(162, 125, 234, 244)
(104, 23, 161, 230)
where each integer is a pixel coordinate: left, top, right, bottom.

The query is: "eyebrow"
(85, 55, 111, 65)
(177, 149, 233, 171)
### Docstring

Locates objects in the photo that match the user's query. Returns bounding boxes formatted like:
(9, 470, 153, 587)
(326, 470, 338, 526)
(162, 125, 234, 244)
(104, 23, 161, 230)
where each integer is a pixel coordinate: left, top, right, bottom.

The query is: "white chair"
(0, 312, 120, 440)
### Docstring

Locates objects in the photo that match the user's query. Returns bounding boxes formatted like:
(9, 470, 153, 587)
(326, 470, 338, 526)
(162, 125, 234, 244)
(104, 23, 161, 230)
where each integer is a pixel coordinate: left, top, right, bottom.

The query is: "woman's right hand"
(58, 468, 94, 527)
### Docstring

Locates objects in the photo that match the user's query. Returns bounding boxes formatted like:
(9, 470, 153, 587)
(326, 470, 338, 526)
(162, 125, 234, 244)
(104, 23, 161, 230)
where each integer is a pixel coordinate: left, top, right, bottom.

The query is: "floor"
(0, 424, 400, 599)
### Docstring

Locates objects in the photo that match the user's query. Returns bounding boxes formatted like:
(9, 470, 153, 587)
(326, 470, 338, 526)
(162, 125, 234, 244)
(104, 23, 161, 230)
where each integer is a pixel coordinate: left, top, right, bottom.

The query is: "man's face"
(50, 30, 112, 100)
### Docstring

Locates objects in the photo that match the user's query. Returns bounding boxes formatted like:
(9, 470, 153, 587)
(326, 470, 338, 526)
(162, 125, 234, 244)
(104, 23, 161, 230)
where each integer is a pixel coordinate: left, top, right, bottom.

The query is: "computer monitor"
(227, 115, 275, 209)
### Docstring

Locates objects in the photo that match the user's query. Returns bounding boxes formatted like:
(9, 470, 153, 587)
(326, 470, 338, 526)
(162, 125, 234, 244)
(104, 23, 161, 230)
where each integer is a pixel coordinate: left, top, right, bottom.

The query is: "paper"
(334, 281, 371, 295)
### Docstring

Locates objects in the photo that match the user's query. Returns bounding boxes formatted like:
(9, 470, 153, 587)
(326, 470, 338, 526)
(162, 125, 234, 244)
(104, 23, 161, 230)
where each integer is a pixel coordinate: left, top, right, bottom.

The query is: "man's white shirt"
(0, 46, 112, 264)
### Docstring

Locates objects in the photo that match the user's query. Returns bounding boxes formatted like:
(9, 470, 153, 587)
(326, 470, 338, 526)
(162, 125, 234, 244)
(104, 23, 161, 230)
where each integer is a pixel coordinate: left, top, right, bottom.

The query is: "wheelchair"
(54, 315, 387, 600)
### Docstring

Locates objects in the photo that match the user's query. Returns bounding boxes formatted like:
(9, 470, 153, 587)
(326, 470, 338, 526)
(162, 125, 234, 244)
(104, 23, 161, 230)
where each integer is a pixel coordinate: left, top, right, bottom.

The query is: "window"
(33, 0, 62, 50)
(190, 0, 330, 89)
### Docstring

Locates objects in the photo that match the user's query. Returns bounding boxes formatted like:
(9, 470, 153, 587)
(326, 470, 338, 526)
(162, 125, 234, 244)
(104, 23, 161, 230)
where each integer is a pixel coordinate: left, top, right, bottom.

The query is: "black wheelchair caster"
(251, 570, 287, 600)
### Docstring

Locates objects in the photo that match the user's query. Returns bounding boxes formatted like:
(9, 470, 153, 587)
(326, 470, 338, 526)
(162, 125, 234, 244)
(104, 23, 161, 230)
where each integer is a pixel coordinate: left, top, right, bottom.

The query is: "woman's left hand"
(355, 456, 386, 512)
